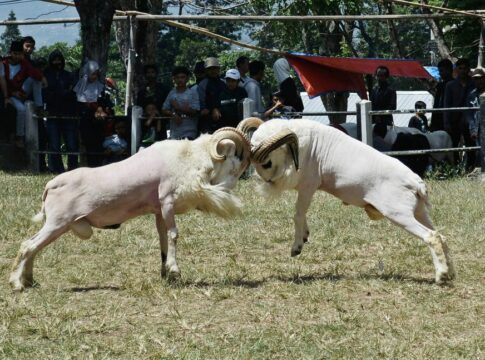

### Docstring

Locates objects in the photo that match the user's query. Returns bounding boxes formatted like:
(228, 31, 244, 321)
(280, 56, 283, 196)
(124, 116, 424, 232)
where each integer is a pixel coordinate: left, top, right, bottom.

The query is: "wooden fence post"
(24, 101, 39, 172)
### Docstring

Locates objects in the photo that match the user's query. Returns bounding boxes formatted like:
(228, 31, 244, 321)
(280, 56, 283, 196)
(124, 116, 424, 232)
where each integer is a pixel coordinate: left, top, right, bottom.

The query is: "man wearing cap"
(213, 69, 248, 128)
(467, 68, 485, 147)
(197, 57, 226, 134)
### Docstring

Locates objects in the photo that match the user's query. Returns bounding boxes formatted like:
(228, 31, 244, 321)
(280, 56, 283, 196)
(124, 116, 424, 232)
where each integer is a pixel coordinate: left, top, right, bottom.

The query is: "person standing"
(369, 66, 396, 126)
(43, 49, 78, 173)
(467, 68, 485, 147)
(213, 69, 248, 128)
(244, 60, 266, 115)
(430, 59, 453, 131)
(74, 60, 113, 167)
(443, 58, 475, 168)
(162, 66, 200, 140)
(197, 57, 226, 134)
(236, 56, 250, 86)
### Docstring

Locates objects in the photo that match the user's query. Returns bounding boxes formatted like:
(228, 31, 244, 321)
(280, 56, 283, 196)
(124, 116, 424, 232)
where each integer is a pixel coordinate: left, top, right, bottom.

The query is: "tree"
(0, 11, 21, 55)
(74, 0, 116, 74)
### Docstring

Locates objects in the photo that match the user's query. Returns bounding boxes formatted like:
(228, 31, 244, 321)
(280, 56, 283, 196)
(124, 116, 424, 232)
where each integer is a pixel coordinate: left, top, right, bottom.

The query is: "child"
(141, 102, 167, 147)
(162, 66, 200, 140)
(263, 91, 296, 120)
(102, 120, 129, 164)
(408, 101, 429, 133)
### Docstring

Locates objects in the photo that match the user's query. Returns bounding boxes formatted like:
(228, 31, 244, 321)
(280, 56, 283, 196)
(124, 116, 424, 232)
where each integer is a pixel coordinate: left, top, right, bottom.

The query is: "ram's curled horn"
(209, 127, 251, 167)
(236, 117, 264, 138)
(252, 128, 300, 170)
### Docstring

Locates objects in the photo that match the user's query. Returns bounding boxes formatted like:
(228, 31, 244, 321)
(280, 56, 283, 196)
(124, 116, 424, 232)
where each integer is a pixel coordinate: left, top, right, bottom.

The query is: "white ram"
(10, 128, 250, 291)
(238, 118, 454, 284)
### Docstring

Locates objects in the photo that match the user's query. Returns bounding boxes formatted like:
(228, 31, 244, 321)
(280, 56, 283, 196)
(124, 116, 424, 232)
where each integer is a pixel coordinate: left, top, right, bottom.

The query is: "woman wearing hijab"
(272, 58, 304, 113)
(74, 60, 113, 167)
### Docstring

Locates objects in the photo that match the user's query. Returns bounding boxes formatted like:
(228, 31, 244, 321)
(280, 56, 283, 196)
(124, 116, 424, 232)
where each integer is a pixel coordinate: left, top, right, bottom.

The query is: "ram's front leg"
(291, 189, 315, 257)
(160, 196, 180, 279)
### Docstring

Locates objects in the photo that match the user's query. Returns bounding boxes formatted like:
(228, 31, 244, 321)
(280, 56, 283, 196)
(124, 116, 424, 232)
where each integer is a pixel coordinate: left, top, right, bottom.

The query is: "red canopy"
(285, 54, 432, 99)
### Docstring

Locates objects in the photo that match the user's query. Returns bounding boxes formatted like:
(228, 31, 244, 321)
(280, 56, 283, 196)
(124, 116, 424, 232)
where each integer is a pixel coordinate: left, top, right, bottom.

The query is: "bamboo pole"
(1, 13, 478, 26)
(383, 0, 485, 19)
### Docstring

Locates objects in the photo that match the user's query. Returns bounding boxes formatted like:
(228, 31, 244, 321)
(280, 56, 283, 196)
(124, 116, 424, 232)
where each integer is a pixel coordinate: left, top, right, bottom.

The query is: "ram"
(238, 118, 454, 284)
(10, 128, 250, 291)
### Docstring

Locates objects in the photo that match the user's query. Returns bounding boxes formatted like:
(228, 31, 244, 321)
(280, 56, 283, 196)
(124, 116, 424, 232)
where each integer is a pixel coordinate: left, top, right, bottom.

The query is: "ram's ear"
(216, 139, 236, 159)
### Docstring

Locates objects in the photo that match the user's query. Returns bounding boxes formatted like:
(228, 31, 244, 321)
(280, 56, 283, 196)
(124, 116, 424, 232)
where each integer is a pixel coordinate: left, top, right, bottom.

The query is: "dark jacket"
(43, 50, 76, 116)
(136, 82, 169, 110)
(217, 86, 248, 128)
(430, 77, 452, 131)
(370, 82, 396, 126)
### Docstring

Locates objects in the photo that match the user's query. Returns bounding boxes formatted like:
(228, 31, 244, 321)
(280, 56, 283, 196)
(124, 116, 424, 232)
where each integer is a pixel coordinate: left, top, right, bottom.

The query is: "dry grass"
(0, 171, 484, 359)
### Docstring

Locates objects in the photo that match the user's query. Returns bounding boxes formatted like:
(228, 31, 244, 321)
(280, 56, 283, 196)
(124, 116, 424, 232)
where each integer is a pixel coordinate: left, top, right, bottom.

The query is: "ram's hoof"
(435, 270, 455, 284)
(291, 245, 302, 257)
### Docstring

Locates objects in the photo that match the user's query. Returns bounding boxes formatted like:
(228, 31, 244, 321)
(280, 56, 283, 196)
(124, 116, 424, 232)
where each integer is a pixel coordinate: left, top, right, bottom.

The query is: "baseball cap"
(471, 67, 485, 78)
(204, 57, 220, 68)
(225, 69, 240, 80)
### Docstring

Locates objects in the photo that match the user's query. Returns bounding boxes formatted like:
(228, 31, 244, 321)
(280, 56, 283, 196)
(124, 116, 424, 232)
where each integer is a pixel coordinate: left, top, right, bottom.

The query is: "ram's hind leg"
(10, 223, 67, 291)
(374, 196, 454, 284)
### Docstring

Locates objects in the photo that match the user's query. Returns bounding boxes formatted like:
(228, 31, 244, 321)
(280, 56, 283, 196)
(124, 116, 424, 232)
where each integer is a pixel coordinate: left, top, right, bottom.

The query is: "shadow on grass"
(65, 285, 122, 292)
(176, 271, 441, 288)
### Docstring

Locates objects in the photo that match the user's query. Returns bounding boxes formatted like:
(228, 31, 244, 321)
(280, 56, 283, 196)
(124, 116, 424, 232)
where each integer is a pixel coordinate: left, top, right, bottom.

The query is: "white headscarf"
(273, 58, 291, 85)
(73, 60, 104, 103)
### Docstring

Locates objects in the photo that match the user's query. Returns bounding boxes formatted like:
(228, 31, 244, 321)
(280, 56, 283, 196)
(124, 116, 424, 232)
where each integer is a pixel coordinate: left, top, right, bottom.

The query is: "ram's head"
(237, 118, 299, 194)
(208, 127, 251, 188)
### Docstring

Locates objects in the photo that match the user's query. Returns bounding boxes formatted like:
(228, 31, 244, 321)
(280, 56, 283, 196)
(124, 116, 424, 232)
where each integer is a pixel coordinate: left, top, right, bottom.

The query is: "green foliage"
(0, 11, 21, 55)
(35, 42, 83, 72)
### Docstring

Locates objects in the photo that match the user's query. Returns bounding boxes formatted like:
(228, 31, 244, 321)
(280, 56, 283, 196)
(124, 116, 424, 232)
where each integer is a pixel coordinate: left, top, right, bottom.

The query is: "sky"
(0, 0, 80, 47)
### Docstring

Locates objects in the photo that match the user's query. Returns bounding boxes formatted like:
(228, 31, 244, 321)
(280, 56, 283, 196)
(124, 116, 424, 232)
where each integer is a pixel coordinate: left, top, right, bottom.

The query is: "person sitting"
(263, 91, 296, 120)
(212, 69, 248, 128)
(162, 66, 200, 140)
(102, 120, 129, 164)
(272, 57, 303, 112)
(74, 60, 113, 167)
(1, 40, 45, 148)
(408, 101, 429, 133)
(141, 102, 166, 147)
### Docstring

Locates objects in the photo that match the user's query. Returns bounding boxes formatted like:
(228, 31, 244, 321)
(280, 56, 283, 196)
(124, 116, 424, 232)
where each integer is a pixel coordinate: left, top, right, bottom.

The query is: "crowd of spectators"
(1, 35, 484, 173)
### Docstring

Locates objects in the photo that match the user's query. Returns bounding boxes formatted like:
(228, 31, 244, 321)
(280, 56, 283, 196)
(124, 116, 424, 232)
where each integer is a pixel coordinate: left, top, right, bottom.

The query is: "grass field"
(0, 171, 484, 359)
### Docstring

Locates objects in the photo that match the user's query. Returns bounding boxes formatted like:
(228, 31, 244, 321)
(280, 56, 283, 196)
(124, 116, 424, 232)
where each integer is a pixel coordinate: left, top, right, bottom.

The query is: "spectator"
(162, 66, 200, 140)
(43, 49, 78, 173)
(136, 64, 169, 110)
(263, 91, 296, 120)
(244, 60, 266, 115)
(213, 69, 248, 128)
(197, 57, 226, 134)
(370, 65, 396, 126)
(136, 64, 169, 140)
(467, 67, 485, 146)
(408, 101, 429, 133)
(191, 61, 206, 89)
(1, 40, 44, 148)
(431, 59, 454, 131)
(74, 60, 113, 167)
(236, 56, 250, 86)
(272, 57, 304, 112)
(103, 119, 129, 164)
(0, 59, 16, 142)
(443, 58, 475, 168)
(141, 102, 166, 147)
